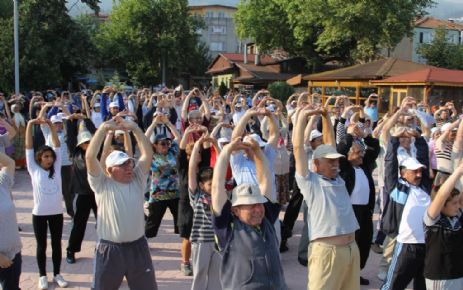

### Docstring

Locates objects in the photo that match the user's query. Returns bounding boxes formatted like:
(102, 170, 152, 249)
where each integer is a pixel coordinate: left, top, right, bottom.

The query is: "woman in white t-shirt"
(25, 118, 68, 289)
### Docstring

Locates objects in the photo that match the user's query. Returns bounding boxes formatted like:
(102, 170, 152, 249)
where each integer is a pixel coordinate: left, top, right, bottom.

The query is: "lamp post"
(13, 0, 20, 95)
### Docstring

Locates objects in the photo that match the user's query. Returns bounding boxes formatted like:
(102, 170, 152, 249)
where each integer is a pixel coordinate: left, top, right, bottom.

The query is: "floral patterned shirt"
(149, 142, 179, 202)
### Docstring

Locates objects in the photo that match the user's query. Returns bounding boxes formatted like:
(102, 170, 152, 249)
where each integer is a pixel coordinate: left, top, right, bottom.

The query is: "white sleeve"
(26, 149, 39, 173)
(295, 172, 315, 203)
(52, 146, 62, 170)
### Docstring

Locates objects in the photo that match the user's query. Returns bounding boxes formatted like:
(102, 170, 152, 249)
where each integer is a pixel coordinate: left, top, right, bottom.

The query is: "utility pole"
(13, 0, 20, 95)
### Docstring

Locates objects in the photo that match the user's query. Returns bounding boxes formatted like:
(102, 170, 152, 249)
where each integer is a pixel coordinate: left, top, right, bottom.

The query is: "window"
(210, 42, 224, 51)
(212, 25, 226, 34)
(419, 32, 424, 43)
(218, 11, 225, 18)
(205, 11, 213, 18)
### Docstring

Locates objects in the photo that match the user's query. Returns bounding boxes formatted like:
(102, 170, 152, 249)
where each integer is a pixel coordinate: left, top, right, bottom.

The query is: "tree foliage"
(268, 81, 294, 103)
(0, 0, 97, 93)
(235, 0, 434, 69)
(96, 0, 210, 86)
(417, 27, 463, 70)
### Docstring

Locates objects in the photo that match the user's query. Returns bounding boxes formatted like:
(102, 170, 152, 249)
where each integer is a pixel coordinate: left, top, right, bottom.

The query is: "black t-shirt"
(424, 209, 463, 280)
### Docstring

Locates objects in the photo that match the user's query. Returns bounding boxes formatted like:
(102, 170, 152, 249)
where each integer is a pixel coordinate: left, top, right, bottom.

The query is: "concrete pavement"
(9, 169, 403, 290)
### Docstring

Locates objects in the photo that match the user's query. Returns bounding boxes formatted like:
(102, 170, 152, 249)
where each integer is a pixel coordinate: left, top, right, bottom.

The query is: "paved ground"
(8, 169, 406, 290)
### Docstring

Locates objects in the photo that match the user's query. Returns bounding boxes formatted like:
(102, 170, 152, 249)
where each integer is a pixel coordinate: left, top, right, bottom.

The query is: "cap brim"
(231, 195, 267, 207)
(323, 153, 345, 159)
(404, 164, 426, 170)
(108, 156, 134, 167)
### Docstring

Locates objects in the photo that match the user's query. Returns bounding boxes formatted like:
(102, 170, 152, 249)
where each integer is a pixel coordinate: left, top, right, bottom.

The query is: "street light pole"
(13, 0, 20, 95)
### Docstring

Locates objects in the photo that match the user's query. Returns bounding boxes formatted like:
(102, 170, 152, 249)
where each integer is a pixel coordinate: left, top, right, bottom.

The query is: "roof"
(188, 0, 239, 8)
(206, 53, 275, 73)
(415, 17, 463, 31)
(372, 67, 463, 85)
(303, 58, 431, 81)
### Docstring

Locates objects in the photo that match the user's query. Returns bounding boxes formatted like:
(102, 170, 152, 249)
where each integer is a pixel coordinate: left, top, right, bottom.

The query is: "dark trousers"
(352, 204, 373, 269)
(281, 180, 303, 241)
(0, 252, 21, 290)
(32, 214, 63, 276)
(93, 237, 157, 290)
(61, 165, 74, 217)
(145, 198, 179, 238)
(67, 194, 97, 253)
(381, 242, 426, 290)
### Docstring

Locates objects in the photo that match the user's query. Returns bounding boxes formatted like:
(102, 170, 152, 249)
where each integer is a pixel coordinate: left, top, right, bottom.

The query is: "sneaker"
(180, 262, 193, 276)
(38, 276, 48, 289)
(279, 240, 289, 253)
(297, 257, 308, 267)
(66, 251, 75, 264)
(54, 274, 69, 288)
(371, 243, 383, 254)
(360, 276, 370, 285)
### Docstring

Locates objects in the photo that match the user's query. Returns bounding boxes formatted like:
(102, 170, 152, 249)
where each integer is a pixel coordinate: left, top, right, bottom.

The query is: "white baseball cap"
(50, 115, 63, 124)
(244, 133, 266, 147)
(313, 144, 344, 160)
(109, 101, 119, 109)
(309, 130, 323, 142)
(231, 183, 267, 206)
(400, 157, 426, 170)
(105, 150, 134, 168)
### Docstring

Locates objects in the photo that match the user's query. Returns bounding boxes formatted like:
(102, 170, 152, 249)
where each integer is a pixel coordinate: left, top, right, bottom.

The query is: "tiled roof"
(303, 58, 431, 81)
(188, 0, 239, 8)
(220, 53, 275, 65)
(415, 17, 463, 31)
(372, 67, 463, 85)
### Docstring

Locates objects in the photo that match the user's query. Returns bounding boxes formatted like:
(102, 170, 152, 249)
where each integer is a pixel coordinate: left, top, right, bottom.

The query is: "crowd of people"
(0, 86, 462, 290)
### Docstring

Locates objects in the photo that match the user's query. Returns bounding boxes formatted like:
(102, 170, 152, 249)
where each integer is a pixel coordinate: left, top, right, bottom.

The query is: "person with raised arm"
(212, 138, 286, 289)
(293, 105, 360, 290)
(86, 116, 157, 290)
(25, 118, 68, 289)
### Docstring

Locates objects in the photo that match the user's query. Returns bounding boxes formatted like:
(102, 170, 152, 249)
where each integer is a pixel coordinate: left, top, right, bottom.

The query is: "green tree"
(235, 0, 434, 69)
(268, 81, 294, 103)
(96, 0, 209, 87)
(0, 0, 98, 92)
(0, 0, 13, 19)
(417, 27, 463, 70)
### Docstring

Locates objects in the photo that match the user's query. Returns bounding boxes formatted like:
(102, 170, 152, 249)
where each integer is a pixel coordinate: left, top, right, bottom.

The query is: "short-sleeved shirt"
(88, 165, 148, 243)
(212, 200, 280, 250)
(424, 209, 463, 279)
(189, 188, 215, 243)
(296, 172, 359, 241)
(230, 143, 277, 200)
(149, 142, 179, 202)
(26, 147, 63, 216)
(397, 185, 430, 244)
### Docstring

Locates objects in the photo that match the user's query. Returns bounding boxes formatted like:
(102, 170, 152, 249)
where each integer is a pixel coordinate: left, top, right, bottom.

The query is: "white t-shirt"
(232, 110, 245, 125)
(26, 147, 63, 216)
(88, 165, 149, 243)
(397, 185, 430, 244)
(350, 167, 369, 205)
(91, 112, 103, 128)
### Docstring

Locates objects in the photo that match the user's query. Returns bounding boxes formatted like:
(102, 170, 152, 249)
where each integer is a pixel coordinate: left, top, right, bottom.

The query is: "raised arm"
(0, 118, 16, 141)
(264, 113, 278, 148)
(123, 131, 133, 158)
(46, 119, 60, 148)
(380, 107, 406, 146)
(248, 139, 274, 202)
(181, 91, 194, 121)
(321, 109, 335, 146)
(86, 119, 118, 177)
(231, 109, 256, 140)
(25, 119, 36, 150)
(120, 118, 153, 174)
(427, 162, 463, 219)
(188, 137, 204, 192)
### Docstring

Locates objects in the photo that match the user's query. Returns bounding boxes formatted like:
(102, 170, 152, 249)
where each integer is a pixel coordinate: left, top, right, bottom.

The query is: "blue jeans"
(0, 252, 21, 290)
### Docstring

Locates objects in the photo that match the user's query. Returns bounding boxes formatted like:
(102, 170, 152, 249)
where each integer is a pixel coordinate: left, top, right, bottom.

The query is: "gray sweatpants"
(191, 242, 221, 290)
(93, 236, 157, 290)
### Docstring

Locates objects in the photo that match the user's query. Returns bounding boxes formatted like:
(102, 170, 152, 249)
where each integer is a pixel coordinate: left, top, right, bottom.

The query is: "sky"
(67, 0, 463, 18)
